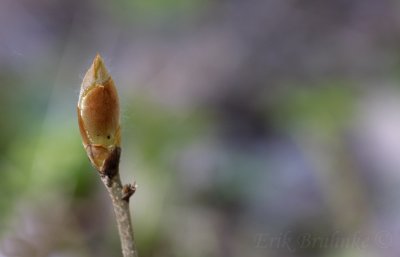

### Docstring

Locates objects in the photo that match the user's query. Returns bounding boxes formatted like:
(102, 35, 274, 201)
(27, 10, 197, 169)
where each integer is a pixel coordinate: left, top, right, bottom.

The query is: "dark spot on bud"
(107, 135, 111, 139)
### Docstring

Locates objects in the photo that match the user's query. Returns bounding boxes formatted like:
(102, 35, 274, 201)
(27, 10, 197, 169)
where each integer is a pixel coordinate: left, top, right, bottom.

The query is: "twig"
(99, 147, 137, 257)
(100, 173, 138, 257)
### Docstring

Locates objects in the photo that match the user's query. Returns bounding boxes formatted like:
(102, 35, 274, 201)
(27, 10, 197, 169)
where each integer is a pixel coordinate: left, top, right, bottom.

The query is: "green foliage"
(124, 97, 209, 169)
(102, 0, 206, 22)
(272, 82, 355, 133)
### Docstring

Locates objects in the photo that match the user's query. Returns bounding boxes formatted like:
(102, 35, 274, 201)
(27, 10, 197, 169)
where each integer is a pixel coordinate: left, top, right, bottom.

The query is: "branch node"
(122, 182, 137, 202)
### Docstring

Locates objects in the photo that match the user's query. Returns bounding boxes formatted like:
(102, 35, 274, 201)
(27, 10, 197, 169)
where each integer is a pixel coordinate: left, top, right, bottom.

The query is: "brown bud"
(77, 54, 121, 173)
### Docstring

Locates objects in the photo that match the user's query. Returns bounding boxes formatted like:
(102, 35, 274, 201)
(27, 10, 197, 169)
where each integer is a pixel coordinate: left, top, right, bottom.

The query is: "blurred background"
(1, 0, 400, 256)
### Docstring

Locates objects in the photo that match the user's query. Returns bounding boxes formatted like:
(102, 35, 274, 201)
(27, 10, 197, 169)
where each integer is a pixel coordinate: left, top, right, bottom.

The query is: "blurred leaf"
(272, 82, 355, 134)
(101, 0, 207, 22)
(125, 97, 209, 170)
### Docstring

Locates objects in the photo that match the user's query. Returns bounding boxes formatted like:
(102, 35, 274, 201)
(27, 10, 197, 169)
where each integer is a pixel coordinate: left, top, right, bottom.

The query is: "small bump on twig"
(122, 182, 137, 202)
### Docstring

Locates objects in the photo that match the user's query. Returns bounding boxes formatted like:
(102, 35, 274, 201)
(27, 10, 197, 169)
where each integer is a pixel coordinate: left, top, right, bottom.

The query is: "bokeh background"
(1, 0, 400, 256)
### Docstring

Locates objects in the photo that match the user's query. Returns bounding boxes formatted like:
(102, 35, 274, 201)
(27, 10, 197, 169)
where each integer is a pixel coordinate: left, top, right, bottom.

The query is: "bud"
(77, 54, 121, 175)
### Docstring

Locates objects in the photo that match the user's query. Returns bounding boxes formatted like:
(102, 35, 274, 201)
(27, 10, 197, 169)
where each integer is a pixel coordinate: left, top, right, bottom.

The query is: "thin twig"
(100, 173, 138, 257)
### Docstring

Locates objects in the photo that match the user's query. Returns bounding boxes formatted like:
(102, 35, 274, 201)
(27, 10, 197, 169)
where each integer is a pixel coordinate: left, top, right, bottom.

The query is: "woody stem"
(100, 173, 138, 257)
